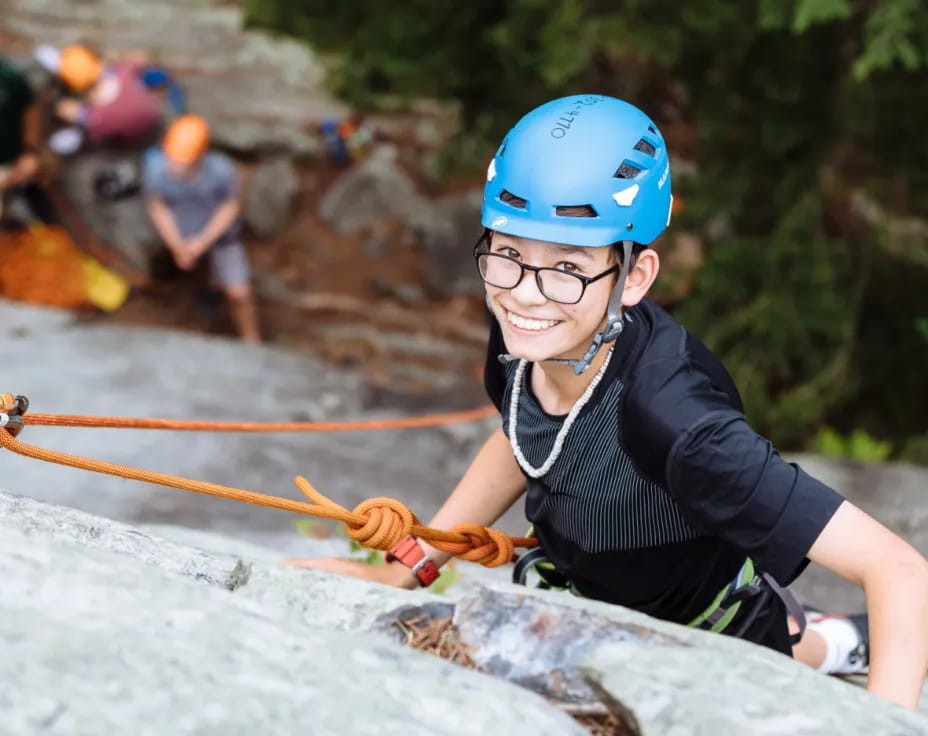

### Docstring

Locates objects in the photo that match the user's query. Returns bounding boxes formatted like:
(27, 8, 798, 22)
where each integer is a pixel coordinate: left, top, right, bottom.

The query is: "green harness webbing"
(685, 557, 755, 632)
(512, 533, 760, 636)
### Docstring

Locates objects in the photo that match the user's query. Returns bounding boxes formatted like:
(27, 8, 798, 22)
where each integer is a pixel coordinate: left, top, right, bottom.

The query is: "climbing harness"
(513, 531, 807, 643)
(0, 393, 534, 567)
(688, 557, 762, 634)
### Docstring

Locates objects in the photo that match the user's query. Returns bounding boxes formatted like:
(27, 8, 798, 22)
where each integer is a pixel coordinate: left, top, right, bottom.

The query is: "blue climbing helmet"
(481, 94, 672, 247)
(481, 95, 673, 374)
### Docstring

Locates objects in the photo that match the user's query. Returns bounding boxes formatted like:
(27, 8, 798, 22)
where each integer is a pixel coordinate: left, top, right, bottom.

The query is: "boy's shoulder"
(142, 148, 169, 188)
(620, 299, 744, 481)
(626, 299, 730, 384)
(201, 151, 236, 177)
(627, 298, 687, 362)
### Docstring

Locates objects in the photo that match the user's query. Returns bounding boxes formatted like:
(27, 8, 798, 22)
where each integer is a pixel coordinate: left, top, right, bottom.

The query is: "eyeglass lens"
(477, 253, 584, 304)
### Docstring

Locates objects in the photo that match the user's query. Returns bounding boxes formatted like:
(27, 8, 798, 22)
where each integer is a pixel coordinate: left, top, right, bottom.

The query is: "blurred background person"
(49, 44, 162, 151)
(143, 114, 261, 344)
(0, 54, 54, 226)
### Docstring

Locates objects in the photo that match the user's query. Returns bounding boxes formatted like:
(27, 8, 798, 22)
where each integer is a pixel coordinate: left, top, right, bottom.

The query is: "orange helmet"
(163, 115, 210, 164)
(59, 45, 103, 93)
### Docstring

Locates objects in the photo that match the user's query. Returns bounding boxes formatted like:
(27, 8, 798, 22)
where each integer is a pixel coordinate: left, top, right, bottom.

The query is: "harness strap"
(512, 546, 570, 590)
(762, 572, 807, 646)
(512, 534, 804, 644)
(687, 558, 757, 633)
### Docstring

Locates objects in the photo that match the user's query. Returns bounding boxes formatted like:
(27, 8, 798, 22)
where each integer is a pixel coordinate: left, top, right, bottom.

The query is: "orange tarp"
(0, 226, 129, 311)
(0, 226, 89, 308)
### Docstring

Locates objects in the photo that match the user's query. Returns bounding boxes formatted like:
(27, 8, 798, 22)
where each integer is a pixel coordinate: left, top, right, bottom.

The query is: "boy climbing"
(144, 115, 261, 344)
(292, 95, 928, 709)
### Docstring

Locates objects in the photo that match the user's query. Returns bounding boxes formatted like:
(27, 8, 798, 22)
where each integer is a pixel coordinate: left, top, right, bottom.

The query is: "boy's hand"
(55, 99, 85, 123)
(284, 557, 418, 590)
(172, 247, 196, 271)
(184, 235, 210, 260)
(0, 153, 39, 191)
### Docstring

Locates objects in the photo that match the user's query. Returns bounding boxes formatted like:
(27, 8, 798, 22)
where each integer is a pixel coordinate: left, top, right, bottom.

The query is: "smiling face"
(484, 233, 618, 363)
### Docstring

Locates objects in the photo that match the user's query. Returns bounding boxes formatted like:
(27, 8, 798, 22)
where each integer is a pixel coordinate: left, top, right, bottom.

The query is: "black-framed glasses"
(473, 241, 619, 305)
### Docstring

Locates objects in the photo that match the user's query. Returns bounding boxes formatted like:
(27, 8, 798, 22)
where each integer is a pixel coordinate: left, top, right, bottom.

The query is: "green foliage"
(292, 518, 332, 540)
(917, 319, 928, 344)
(814, 427, 892, 463)
(758, 0, 853, 33)
(429, 562, 463, 595)
(247, 0, 928, 462)
(900, 434, 928, 466)
(347, 539, 385, 566)
(853, 0, 926, 79)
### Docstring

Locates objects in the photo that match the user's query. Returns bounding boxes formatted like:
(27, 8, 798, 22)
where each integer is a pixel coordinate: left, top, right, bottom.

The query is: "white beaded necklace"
(508, 346, 614, 478)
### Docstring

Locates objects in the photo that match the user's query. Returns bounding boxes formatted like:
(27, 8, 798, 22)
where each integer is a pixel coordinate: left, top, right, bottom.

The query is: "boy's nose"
(510, 270, 548, 306)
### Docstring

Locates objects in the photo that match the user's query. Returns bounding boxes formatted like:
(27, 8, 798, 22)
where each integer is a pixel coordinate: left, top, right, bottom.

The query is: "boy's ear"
(622, 249, 659, 308)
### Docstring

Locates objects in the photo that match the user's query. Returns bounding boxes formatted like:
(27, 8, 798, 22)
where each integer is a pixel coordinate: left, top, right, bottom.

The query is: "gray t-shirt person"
(143, 150, 241, 247)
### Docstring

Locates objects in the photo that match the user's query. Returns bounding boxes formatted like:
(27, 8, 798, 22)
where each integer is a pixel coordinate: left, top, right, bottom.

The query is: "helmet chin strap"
(498, 240, 634, 375)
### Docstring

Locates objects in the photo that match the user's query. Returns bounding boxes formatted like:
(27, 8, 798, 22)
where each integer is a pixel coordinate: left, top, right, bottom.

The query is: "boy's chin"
(504, 341, 574, 365)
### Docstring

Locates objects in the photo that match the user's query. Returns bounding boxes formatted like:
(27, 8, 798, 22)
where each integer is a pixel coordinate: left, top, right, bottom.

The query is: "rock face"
(319, 145, 425, 236)
(410, 189, 484, 296)
(55, 151, 162, 274)
(319, 144, 484, 296)
(243, 157, 301, 240)
(2, 487, 927, 735)
(0, 493, 583, 736)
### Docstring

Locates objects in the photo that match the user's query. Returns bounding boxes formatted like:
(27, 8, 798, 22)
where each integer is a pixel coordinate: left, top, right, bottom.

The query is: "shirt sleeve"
(142, 154, 166, 197)
(623, 357, 845, 585)
(483, 316, 508, 412)
(211, 154, 240, 201)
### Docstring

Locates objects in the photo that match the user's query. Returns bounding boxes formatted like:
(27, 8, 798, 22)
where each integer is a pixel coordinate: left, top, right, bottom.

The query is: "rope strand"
(0, 423, 534, 567)
(23, 406, 496, 432)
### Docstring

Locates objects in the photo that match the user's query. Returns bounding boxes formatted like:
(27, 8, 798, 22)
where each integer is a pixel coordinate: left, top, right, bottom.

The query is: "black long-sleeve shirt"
(484, 298, 844, 652)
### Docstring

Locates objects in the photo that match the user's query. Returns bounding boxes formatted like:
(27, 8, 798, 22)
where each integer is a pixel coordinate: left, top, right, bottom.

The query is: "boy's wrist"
(385, 536, 440, 588)
(385, 559, 420, 590)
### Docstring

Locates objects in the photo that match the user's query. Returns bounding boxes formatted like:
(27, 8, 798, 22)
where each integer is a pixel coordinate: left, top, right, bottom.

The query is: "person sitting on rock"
(0, 55, 55, 225)
(49, 45, 162, 150)
(143, 114, 261, 344)
(291, 95, 928, 709)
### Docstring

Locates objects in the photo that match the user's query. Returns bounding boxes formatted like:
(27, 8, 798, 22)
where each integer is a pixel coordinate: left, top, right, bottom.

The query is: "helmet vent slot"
(633, 139, 656, 156)
(555, 204, 598, 218)
(499, 190, 527, 209)
(614, 162, 643, 179)
(648, 125, 657, 134)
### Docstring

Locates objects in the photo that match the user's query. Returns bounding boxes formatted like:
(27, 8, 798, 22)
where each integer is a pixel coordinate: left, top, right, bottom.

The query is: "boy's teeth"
(507, 311, 558, 331)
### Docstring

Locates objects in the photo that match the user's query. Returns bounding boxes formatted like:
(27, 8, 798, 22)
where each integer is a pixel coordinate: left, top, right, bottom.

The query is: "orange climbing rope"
(20, 405, 497, 432)
(0, 393, 535, 566)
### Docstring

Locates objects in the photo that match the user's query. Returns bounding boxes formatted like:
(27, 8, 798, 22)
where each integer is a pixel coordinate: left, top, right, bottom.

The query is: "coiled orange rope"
(0, 394, 535, 566)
